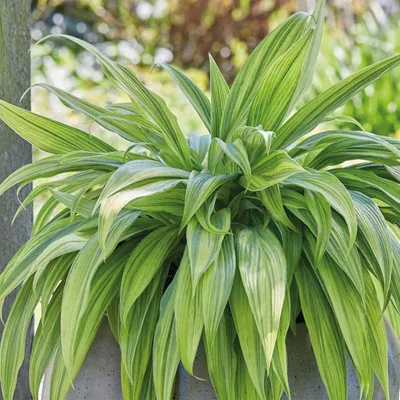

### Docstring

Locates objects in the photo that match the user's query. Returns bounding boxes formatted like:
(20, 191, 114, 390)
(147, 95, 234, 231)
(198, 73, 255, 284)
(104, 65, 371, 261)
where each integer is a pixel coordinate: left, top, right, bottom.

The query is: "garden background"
(30, 0, 400, 210)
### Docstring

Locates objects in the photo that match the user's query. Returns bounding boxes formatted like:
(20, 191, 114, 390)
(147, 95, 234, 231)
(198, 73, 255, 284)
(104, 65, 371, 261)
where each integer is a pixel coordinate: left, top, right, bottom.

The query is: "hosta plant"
(2, 1, 400, 399)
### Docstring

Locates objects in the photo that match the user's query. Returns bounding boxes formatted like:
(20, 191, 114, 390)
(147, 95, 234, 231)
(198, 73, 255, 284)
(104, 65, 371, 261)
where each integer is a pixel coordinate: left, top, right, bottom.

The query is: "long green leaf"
(37, 34, 192, 170)
(204, 312, 237, 400)
(350, 190, 393, 297)
(174, 250, 203, 375)
(284, 170, 357, 249)
(230, 274, 266, 399)
(296, 262, 347, 400)
(316, 255, 372, 396)
(219, 12, 311, 139)
(236, 227, 286, 371)
(274, 54, 400, 149)
(31, 83, 163, 144)
(60, 213, 139, 373)
(187, 208, 230, 290)
(30, 233, 89, 291)
(0, 99, 114, 154)
(248, 30, 314, 130)
(291, 0, 326, 105)
(180, 171, 237, 230)
(97, 159, 189, 206)
(39, 254, 75, 320)
(209, 55, 229, 138)
(120, 270, 164, 384)
(257, 185, 297, 231)
(305, 190, 331, 261)
(201, 235, 236, 344)
(162, 63, 211, 132)
(29, 284, 63, 400)
(236, 345, 263, 400)
(364, 272, 389, 399)
(50, 242, 130, 399)
(119, 225, 179, 324)
(0, 219, 85, 303)
(246, 150, 304, 191)
(215, 138, 252, 184)
(153, 281, 180, 400)
(98, 180, 181, 251)
(0, 277, 37, 400)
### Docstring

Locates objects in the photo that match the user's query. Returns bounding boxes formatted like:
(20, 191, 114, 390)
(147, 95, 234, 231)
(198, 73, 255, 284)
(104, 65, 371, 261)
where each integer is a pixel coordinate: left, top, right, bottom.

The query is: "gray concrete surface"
(173, 343, 216, 400)
(0, 1, 33, 398)
(283, 323, 400, 400)
(42, 319, 122, 400)
(43, 321, 400, 399)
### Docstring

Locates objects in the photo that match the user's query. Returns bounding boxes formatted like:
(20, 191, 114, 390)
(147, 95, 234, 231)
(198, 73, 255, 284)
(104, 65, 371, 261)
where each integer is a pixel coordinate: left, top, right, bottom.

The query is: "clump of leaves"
(2, 1, 400, 399)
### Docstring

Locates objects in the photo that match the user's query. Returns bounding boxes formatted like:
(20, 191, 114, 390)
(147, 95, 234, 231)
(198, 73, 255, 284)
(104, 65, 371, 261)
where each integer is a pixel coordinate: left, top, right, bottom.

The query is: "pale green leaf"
(29, 284, 63, 400)
(188, 134, 211, 166)
(153, 281, 180, 400)
(291, 0, 326, 105)
(236, 345, 263, 400)
(187, 208, 230, 290)
(271, 293, 290, 397)
(98, 180, 182, 251)
(230, 274, 266, 400)
(257, 185, 297, 231)
(0, 277, 38, 400)
(248, 30, 314, 131)
(201, 235, 236, 344)
(49, 242, 130, 399)
(284, 170, 357, 249)
(281, 227, 303, 285)
(30, 233, 89, 291)
(0, 99, 114, 154)
(119, 225, 179, 324)
(209, 54, 229, 138)
(174, 250, 203, 375)
(97, 159, 189, 206)
(305, 190, 331, 261)
(29, 83, 162, 144)
(38, 34, 192, 170)
(296, 262, 347, 400)
(236, 227, 286, 371)
(350, 190, 393, 297)
(39, 254, 75, 321)
(364, 272, 389, 399)
(120, 270, 164, 385)
(195, 201, 230, 234)
(219, 12, 311, 139)
(274, 54, 400, 149)
(162, 63, 211, 132)
(316, 255, 372, 396)
(246, 150, 304, 191)
(60, 213, 139, 373)
(204, 312, 237, 400)
(215, 138, 252, 184)
(180, 171, 237, 230)
(0, 219, 85, 303)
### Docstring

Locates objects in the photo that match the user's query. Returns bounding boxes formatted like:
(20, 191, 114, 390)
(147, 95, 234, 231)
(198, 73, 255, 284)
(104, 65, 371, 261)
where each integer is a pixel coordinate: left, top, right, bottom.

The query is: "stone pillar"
(0, 1, 33, 398)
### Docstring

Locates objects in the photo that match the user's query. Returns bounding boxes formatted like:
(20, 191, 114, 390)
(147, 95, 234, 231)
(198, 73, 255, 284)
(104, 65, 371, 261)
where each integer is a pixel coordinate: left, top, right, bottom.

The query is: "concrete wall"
(43, 321, 400, 399)
(0, 1, 33, 398)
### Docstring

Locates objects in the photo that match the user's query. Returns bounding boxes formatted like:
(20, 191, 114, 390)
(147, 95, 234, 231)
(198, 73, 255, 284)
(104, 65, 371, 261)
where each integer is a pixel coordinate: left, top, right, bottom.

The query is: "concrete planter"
(42, 319, 123, 400)
(42, 320, 400, 400)
(282, 323, 400, 399)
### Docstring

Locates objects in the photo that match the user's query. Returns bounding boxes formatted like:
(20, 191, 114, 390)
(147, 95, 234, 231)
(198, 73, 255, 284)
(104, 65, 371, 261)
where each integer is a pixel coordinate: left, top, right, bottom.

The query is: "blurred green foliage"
(309, 4, 400, 137)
